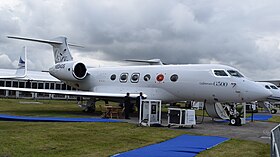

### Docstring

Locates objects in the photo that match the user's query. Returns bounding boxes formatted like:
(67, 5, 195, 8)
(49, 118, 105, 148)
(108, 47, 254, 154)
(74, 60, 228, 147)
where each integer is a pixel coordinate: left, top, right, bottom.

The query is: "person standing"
(136, 92, 144, 117)
(124, 93, 131, 119)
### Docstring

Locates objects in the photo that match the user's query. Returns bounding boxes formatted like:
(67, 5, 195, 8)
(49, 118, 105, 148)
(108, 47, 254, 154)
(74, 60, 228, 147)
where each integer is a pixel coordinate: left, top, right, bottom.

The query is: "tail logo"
(54, 48, 69, 63)
(18, 56, 25, 68)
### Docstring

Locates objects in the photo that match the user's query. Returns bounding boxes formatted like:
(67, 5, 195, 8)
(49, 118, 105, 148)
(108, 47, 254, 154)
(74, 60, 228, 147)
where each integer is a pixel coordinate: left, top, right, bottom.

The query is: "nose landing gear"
(229, 104, 241, 126)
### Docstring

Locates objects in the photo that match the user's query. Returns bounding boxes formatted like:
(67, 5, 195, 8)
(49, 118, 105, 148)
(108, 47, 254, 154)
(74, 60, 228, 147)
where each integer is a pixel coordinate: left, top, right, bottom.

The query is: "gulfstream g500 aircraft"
(1, 36, 272, 115)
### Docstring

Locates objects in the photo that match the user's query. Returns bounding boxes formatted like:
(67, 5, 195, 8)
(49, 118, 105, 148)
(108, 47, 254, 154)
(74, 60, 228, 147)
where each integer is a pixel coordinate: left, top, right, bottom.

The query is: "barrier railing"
(271, 124, 280, 157)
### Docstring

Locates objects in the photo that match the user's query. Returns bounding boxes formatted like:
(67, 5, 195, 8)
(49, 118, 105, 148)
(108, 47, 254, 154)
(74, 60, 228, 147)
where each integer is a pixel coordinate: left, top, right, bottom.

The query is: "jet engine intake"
(49, 61, 88, 81)
(73, 62, 87, 79)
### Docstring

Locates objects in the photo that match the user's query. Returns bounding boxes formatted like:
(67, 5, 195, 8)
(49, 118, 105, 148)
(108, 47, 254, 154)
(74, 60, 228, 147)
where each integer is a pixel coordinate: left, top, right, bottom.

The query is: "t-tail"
(7, 36, 80, 64)
(7, 36, 88, 82)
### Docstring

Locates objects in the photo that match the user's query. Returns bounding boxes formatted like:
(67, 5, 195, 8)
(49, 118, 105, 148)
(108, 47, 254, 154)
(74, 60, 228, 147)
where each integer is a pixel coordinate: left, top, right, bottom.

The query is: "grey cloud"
(1, 0, 280, 80)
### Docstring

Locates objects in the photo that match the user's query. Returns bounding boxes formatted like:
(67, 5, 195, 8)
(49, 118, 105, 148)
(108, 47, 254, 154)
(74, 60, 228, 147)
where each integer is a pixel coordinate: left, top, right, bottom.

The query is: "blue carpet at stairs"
(112, 135, 229, 157)
(216, 114, 273, 123)
(246, 114, 272, 121)
(0, 114, 122, 122)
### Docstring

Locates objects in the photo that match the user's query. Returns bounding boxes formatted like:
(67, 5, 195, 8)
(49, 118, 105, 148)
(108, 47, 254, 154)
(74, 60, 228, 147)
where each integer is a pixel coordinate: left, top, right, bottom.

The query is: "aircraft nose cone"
(240, 81, 272, 101)
(249, 84, 272, 101)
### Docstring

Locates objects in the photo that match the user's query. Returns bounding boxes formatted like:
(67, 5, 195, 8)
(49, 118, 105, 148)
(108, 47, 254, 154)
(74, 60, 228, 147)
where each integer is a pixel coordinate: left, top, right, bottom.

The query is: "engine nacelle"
(49, 61, 88, 81)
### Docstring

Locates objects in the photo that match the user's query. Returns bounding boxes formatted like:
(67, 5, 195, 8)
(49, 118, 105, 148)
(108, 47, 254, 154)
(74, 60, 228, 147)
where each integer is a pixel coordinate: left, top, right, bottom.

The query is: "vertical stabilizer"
(15, 46, 27, 77)
(51, 37, 73, 63)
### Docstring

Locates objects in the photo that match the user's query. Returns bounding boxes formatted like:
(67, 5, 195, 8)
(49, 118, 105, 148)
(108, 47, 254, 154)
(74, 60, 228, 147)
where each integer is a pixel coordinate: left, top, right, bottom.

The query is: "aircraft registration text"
(199, 81, 228, 87)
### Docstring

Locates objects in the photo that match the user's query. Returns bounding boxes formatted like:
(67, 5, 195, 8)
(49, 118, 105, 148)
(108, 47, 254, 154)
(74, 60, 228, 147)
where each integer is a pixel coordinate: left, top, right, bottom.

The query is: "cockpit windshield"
(270, 85, 278, 89)
(227, 70, 244, 78)
(213, 70, 228, 77)
(265, 85, 271, 89)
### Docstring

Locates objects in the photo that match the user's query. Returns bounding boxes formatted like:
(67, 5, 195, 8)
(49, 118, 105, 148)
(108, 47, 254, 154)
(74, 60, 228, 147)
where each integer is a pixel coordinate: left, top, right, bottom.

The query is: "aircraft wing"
(0, 69, 27, 78)
(0, 87, 143, 99)
(0, 75, 26, 79)
(0, 67, 27, 79)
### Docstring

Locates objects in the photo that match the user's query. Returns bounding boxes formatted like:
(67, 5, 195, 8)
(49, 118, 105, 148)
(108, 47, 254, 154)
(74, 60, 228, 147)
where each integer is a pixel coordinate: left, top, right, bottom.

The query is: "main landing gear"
(77, 97, 96, 113)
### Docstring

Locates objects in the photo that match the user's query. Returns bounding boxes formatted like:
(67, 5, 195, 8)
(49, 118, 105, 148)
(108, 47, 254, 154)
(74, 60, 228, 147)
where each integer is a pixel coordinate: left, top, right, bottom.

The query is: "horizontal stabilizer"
(7, 36, 62, 45)
(125, 59, 163, 65)
(7, 36, 84, 48)
(68, 43, 84, 48)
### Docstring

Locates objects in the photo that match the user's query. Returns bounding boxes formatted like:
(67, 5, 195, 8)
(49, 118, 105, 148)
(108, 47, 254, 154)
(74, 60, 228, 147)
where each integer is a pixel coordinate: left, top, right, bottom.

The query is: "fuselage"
(8, 36, 271, 104)
(61, 64, 271, 103)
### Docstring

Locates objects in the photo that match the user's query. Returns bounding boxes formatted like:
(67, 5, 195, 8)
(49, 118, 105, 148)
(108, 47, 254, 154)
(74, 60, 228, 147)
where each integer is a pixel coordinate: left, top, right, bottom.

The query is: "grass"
(269, 115, 280, 123)
(0, 122, 186, 157)
(0, 98, 109, 118)
(195, 109, 209, 117)
(197, 139, 270, 157)
(0, 98, 271, 157)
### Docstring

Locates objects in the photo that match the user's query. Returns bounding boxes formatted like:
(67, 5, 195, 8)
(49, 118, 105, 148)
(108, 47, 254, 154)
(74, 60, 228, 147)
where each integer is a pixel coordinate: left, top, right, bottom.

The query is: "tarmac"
(122, 111, 280, 144)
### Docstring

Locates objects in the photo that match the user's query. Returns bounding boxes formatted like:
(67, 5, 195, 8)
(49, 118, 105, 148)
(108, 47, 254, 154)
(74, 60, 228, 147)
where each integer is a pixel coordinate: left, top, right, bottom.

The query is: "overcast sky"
(0, 0, 280, 80)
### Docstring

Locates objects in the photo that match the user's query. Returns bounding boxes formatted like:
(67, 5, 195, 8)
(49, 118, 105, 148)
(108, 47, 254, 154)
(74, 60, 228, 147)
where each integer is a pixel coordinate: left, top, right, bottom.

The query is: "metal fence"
(271, 124, 280, 157)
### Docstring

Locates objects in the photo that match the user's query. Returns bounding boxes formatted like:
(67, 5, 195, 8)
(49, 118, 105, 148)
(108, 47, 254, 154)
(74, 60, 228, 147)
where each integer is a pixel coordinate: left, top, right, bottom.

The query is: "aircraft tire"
(229, 117, 241, 126)
(271, 109, 277, 114)
(83, 107, 95, 113)
(230, 118, 236, 125)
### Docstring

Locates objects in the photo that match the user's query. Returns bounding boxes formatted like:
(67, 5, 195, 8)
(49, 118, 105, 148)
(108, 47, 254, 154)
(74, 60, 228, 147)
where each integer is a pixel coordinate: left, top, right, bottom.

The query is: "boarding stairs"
(193, 101, 230, 120)
(205, 102, 230, 120)
(258, 101, 271, 112)
(258, 101, 278, 114)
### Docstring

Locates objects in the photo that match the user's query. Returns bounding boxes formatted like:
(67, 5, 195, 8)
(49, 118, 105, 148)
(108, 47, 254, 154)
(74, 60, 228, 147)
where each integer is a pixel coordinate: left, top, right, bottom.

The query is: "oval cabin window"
(110, 74, 116, 81)
(120, 73, 128, 83)
(131, 73, 140, 83)
(144, 74, 151, 81)
(170, 74, 178, 82)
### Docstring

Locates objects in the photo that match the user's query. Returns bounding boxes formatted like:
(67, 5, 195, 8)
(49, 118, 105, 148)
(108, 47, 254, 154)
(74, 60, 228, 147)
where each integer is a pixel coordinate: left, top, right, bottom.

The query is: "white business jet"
(255, 82, 279, 114)
(0, 36, 272, 116)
